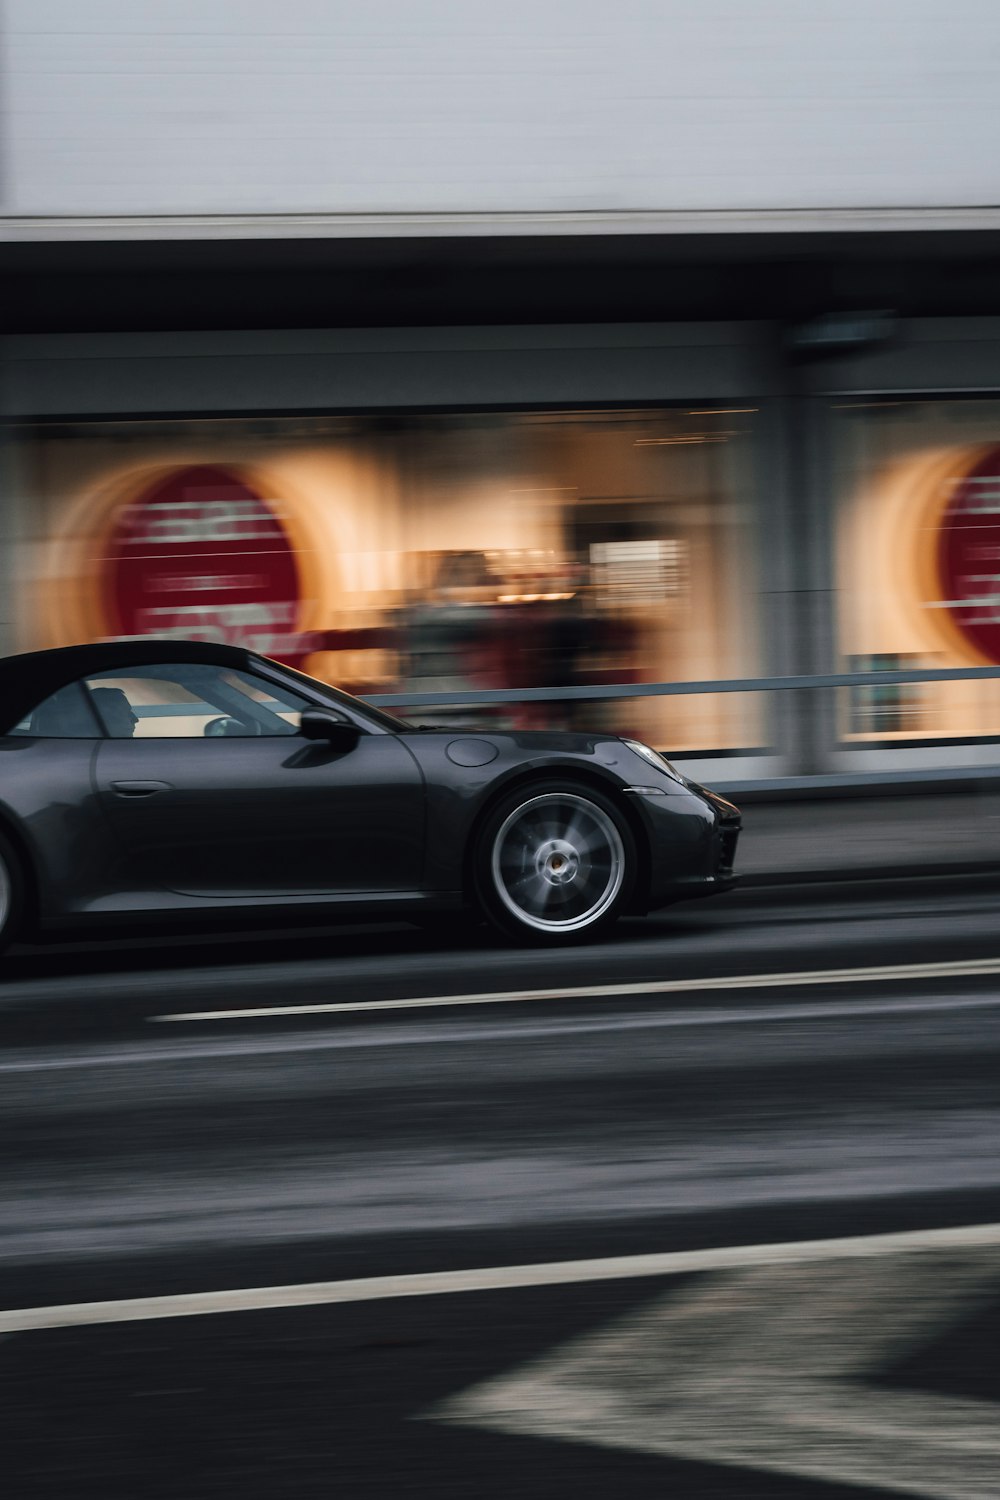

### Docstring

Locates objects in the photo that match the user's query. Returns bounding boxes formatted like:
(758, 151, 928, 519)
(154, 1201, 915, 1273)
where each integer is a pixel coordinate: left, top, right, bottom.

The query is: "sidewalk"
(735, 791, 1000, 885)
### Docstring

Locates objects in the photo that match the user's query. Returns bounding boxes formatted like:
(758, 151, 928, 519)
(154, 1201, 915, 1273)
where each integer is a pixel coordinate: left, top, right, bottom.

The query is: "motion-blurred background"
(9, 13, 1000, 1500)
(5, 0, 1000, 794)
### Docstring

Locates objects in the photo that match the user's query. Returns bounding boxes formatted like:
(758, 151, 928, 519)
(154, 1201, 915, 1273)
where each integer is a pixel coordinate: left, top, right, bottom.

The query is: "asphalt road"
(4, 876, 1000, 1498)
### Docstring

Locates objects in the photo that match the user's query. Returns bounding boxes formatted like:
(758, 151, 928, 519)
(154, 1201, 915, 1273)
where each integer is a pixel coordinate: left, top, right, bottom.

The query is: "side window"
(13, 682, 105, 738)
(218, 670, 315, 734)
(82, 663, 315, 738)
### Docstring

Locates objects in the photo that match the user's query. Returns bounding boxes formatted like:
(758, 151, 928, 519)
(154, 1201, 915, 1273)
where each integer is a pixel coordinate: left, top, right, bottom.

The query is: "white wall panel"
(3, 0, 1000, 224)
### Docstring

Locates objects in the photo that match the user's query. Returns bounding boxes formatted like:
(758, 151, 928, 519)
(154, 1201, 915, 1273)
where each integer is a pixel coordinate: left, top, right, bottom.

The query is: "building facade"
(4, 2, 1000, 789)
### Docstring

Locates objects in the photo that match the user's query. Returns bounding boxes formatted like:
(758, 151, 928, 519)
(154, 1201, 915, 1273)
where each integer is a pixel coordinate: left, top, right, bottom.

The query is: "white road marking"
(0, 987, 998, 1074)
(3, 1220, 1000, 1335)
(152, 955, 1000, 1022)
(436, 1247, 1000, 1500)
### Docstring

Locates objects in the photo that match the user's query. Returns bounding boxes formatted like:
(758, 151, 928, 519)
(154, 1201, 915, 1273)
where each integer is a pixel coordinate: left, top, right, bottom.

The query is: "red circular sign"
(936, 445, 1000, 664)
(103, 465, 304, 659)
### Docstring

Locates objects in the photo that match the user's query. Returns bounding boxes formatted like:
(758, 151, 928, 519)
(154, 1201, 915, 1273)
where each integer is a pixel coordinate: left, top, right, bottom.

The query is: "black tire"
(473, 780, 636, 944)
(0, 829, 25, 956)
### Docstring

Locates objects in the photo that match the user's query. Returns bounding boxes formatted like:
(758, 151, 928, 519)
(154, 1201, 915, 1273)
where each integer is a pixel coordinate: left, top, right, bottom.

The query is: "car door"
(2, 680, 122, 915)
(88, 661, 425, 898)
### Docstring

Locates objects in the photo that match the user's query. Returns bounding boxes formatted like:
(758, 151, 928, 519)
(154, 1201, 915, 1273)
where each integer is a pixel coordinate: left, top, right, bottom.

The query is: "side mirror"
(299, 709, 360, 752)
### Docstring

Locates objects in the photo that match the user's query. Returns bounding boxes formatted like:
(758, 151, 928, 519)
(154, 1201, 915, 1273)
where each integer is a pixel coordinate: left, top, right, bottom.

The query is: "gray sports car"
(0, 640, 740, 949)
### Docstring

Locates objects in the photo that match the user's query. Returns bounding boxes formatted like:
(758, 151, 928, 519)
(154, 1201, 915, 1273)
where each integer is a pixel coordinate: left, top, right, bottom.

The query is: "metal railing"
(369, 666, 1000, 790)
(369, 664, 1000, 709)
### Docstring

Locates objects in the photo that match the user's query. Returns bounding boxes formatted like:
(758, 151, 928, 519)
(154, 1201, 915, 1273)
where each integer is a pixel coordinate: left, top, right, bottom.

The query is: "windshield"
(257, 658, 414, 734)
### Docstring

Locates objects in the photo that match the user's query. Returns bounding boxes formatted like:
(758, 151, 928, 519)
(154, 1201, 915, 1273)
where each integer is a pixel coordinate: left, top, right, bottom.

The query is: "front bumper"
(632, 779, 741, 911)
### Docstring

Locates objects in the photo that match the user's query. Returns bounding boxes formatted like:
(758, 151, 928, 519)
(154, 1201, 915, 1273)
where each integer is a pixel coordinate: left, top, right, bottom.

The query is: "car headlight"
(622, 738, 686, 785)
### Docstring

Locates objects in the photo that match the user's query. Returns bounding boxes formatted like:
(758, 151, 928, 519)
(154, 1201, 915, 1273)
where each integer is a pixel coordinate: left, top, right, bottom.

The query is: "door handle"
(111, 780, 172, 797)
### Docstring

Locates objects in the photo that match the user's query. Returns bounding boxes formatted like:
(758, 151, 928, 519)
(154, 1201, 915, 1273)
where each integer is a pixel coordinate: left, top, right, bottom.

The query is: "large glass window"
(834, 397, 1000, 745)
(12, 405, 764, 756)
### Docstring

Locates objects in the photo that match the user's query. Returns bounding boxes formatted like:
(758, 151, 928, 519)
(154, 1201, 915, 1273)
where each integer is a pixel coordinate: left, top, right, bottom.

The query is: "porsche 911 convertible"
(0, 640, 740, 948)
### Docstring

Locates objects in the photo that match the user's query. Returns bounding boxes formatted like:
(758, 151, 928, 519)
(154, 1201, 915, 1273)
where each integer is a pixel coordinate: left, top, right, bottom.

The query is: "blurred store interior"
(10, 375, 1000, 790)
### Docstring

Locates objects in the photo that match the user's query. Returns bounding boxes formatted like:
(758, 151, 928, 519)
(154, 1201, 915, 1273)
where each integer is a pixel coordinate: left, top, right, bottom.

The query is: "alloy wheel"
(490, 792, 626, 934)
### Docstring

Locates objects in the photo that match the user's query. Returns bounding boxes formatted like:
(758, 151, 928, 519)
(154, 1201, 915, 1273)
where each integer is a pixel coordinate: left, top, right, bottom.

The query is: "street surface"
(3, 875, 1000, 1498)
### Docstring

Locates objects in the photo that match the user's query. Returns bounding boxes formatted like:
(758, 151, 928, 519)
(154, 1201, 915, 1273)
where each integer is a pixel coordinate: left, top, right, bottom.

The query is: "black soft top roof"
(0, 639, 258, 735)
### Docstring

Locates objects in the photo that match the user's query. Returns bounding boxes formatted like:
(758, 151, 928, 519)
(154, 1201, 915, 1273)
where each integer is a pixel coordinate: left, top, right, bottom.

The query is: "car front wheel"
(475, 783, 635, 943)
(0, 832, 24, 955)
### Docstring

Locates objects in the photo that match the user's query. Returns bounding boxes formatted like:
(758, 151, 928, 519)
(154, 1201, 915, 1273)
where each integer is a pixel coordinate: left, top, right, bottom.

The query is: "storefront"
(835, 398, 1000, 747)
(810, 318, 1000, 779)
(5, 315, 1000, 789)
